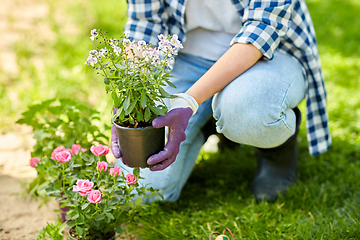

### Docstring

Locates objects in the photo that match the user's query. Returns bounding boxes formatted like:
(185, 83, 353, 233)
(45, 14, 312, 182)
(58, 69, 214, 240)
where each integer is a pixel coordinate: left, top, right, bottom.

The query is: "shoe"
(252, 107, 301, 202)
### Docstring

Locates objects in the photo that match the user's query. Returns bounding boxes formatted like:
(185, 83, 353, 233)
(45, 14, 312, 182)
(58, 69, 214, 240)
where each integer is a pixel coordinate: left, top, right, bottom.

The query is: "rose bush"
(17, 98, 108, 203)
(32, 143, 161, 239)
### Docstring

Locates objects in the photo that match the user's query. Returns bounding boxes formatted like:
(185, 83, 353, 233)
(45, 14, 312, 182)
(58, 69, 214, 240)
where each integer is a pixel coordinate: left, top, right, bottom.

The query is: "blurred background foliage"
(0, 0, 127, 131)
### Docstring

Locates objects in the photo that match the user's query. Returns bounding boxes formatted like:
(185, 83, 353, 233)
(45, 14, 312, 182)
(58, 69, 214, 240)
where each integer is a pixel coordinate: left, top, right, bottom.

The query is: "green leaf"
(95, 214, 106, 221)
(67, 221, 76, 228)
(72, 214, 79, 220)
(113, 106, 122, 121)
(133, 168, 140, 176)
(33, 129, 50, 142)
(159, 87, 172, 98)
(144, 107, 151, 122)
(105, 212, 115, 220)
(128, 114, 135, 125)
(115, 225, 123, 234)
(134, 198, 143, 206)
(165, 79, 177, 88)
(81, 202, 89, 210)
(112, 91, 120, 108)
(77, 214, 85, 224)
(75, 226, 84, 236)
(119, 108, 125, 121)
(140, 92, 147, 108)
(123, 95, 131, 110)
(100, 62, 110, 70)
(125, 97, 138, 115)
(136, 110, 144, 122)
(149, 105, 165, 116)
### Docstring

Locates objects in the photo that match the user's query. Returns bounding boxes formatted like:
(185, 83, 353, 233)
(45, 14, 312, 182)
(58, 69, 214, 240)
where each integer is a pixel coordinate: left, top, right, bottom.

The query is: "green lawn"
(3, 0, 360, 239)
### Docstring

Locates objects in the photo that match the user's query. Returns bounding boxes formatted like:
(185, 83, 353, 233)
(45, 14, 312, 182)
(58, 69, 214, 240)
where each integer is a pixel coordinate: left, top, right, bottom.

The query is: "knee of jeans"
(215, 104, 293, 148)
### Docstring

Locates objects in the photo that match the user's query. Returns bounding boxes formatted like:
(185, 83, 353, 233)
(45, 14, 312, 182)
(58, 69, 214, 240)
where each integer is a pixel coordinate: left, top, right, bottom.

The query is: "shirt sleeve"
(124, 0, 169, 45)
(231, 0, 294, 60)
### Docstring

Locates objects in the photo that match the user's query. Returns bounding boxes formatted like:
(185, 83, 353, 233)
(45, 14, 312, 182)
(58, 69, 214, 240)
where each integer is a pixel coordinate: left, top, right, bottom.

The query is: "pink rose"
(90, 144, 109, 156)
(71, 144, 81, 155)
(30, 157, 41, 168)
(126, 173, 137, 185)
(51, 146, 66, 160)
(87, 190, 102, 203)
(54, 150, 71, 163)
(110, 166, 121, 177)
(97, 161, 108, 172)
(81, 148, 87, 153)
(73, 179, 94, 196)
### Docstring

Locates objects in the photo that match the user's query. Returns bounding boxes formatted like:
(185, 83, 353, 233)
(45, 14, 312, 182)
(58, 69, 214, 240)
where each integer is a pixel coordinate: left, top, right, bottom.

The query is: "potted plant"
(34, 143, 160, 239)
(85, 29, 183, 167)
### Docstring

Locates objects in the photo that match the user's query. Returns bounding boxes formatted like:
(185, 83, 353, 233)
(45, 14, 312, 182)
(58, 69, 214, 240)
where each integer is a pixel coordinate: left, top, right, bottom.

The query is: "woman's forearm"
(185, 43, 263, 105)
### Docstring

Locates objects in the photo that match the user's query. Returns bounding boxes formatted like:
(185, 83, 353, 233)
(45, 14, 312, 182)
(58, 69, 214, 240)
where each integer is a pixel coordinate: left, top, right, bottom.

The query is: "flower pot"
(68, 227, 116, 240)
(112, 120, 165, 168)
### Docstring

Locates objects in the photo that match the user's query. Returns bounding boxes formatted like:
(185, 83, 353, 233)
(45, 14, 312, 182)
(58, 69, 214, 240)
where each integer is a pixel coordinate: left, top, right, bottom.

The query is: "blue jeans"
(116, 51, 306, 202)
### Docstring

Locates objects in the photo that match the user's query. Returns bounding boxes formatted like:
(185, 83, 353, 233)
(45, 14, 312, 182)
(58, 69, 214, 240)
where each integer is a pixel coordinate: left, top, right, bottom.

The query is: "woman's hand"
(147, 107, 193, 171)
(147, 94, 198, 171)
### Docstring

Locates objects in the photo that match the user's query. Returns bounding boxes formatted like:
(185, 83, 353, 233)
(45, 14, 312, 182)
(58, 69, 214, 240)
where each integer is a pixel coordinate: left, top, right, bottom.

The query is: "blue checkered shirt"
(124, 0, 331, 155)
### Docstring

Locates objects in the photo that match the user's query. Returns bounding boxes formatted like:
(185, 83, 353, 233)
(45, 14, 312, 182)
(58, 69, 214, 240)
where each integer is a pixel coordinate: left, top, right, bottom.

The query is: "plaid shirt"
(124, 0, 331, 155)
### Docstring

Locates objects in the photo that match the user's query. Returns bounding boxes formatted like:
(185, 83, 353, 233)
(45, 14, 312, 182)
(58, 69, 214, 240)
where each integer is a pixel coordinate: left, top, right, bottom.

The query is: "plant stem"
(62, 164, 66, 190)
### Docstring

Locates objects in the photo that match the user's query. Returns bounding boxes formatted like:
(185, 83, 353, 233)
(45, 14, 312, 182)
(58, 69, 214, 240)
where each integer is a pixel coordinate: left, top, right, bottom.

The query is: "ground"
(0, 126, 60, 239)
(0, 0, 60, 237)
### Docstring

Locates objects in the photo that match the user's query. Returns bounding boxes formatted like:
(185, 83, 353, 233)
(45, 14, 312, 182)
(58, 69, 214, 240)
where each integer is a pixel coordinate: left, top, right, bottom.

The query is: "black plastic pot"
(112, 120, 165, 168)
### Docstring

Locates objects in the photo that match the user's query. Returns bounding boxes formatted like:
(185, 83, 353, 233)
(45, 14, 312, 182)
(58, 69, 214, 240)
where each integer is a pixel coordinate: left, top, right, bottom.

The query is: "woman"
(111, 0, 331, 201)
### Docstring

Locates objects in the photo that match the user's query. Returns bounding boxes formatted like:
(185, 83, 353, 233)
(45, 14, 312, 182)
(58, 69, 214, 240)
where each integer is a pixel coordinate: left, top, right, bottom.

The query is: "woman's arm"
(185, 43, 263, 105)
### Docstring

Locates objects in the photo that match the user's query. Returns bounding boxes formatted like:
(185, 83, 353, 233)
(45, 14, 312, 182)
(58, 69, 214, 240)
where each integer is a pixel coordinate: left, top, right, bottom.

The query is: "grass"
(2, 0, 360, 239)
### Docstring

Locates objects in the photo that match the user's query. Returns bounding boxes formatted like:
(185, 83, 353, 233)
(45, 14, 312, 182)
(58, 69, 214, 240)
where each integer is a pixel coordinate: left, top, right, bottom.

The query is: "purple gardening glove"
(110, 108, 121, 159)
(110, 125, 121, 159)
(147, 107, 193, 171)
(147, 93, 199, 171)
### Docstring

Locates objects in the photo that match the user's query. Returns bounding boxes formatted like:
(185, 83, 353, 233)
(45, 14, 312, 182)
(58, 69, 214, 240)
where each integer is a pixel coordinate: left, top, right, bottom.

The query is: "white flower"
(170, 34, 183, 49)
(123, 38, 131, 46)
(152, 56, 161, 65)
(99, 48, 108, 57)
(127, 41, 136, 49)
(137, 40, 146, 51)
(109, 38, 118, 46)
(158, 39, 171, 52)
(113, 46, 121, 56)
(157, 34, 165, 41)
(84, 55, 98, 66)
(90, 29, 98, 41)
(170, 47, 178, 56)
(89, 50, 99, 56)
